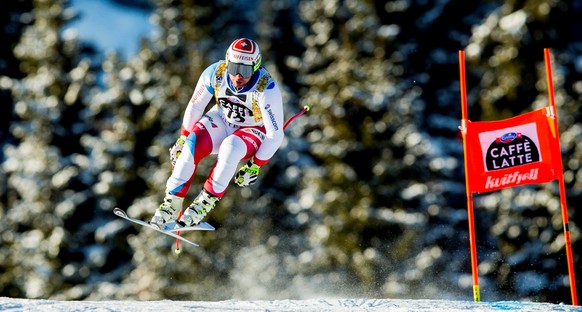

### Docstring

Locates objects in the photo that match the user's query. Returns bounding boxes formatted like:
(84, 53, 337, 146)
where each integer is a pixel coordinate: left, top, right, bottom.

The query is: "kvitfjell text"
(484, 168, 539, 190)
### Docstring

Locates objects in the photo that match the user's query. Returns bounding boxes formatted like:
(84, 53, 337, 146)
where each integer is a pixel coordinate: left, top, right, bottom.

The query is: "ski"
(169, 210, 215, 254)
(165, 222, 215, 232)
(113, 208, 214, 249)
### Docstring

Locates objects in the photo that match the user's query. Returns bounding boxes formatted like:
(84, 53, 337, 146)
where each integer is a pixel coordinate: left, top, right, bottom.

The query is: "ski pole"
(284, 105, 310, 130)
(175, 104, 311, 254)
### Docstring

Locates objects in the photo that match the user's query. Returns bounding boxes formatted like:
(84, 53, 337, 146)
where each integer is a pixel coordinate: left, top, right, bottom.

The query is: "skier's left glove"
(169, 135, 187, 166)
(235, 159, 261, 187)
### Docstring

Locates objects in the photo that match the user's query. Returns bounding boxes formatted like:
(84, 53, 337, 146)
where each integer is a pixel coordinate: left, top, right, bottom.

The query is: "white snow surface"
(1, 297, 581, 312)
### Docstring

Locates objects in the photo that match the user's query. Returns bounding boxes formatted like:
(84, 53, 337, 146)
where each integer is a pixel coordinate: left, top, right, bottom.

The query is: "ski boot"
(150, 193, 184, 229)
(179, 190, 220, 226)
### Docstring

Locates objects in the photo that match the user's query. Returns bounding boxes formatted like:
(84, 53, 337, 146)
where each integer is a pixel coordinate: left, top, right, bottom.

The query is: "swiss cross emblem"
(233, 39, 255, 53)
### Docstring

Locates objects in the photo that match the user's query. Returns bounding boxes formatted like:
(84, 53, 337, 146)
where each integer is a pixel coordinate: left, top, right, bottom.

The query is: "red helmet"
(225, 38, 262, 78)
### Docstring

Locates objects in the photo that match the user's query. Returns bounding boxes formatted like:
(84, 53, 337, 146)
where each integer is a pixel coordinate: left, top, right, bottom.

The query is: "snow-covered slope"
(1, 297, 581, 312)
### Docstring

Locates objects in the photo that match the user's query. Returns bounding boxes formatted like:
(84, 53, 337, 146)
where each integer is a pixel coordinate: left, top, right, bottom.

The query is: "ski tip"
(113, 207, 126, 217)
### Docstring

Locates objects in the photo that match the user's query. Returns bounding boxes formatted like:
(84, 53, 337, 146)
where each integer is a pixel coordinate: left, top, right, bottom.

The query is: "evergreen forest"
(1, 0, 582, 304)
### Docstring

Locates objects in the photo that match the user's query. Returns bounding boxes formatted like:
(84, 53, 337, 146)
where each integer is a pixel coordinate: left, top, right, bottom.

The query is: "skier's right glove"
(169, 135, 187, 166)
(235, 159, 261, 187)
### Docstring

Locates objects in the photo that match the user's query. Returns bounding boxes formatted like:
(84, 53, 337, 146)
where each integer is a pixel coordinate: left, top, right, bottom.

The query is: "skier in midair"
(149, 38, 284, 228)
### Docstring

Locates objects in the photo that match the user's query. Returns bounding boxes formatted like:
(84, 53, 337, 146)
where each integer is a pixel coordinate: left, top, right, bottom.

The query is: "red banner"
(464, 107, 562, 193)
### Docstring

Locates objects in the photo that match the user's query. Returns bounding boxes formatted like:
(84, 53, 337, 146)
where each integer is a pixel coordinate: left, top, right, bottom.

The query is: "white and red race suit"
(166, 60, 284, 198)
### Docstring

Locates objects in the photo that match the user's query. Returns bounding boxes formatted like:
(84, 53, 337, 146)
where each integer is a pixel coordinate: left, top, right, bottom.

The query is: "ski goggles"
(227, 62, 255, 78)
